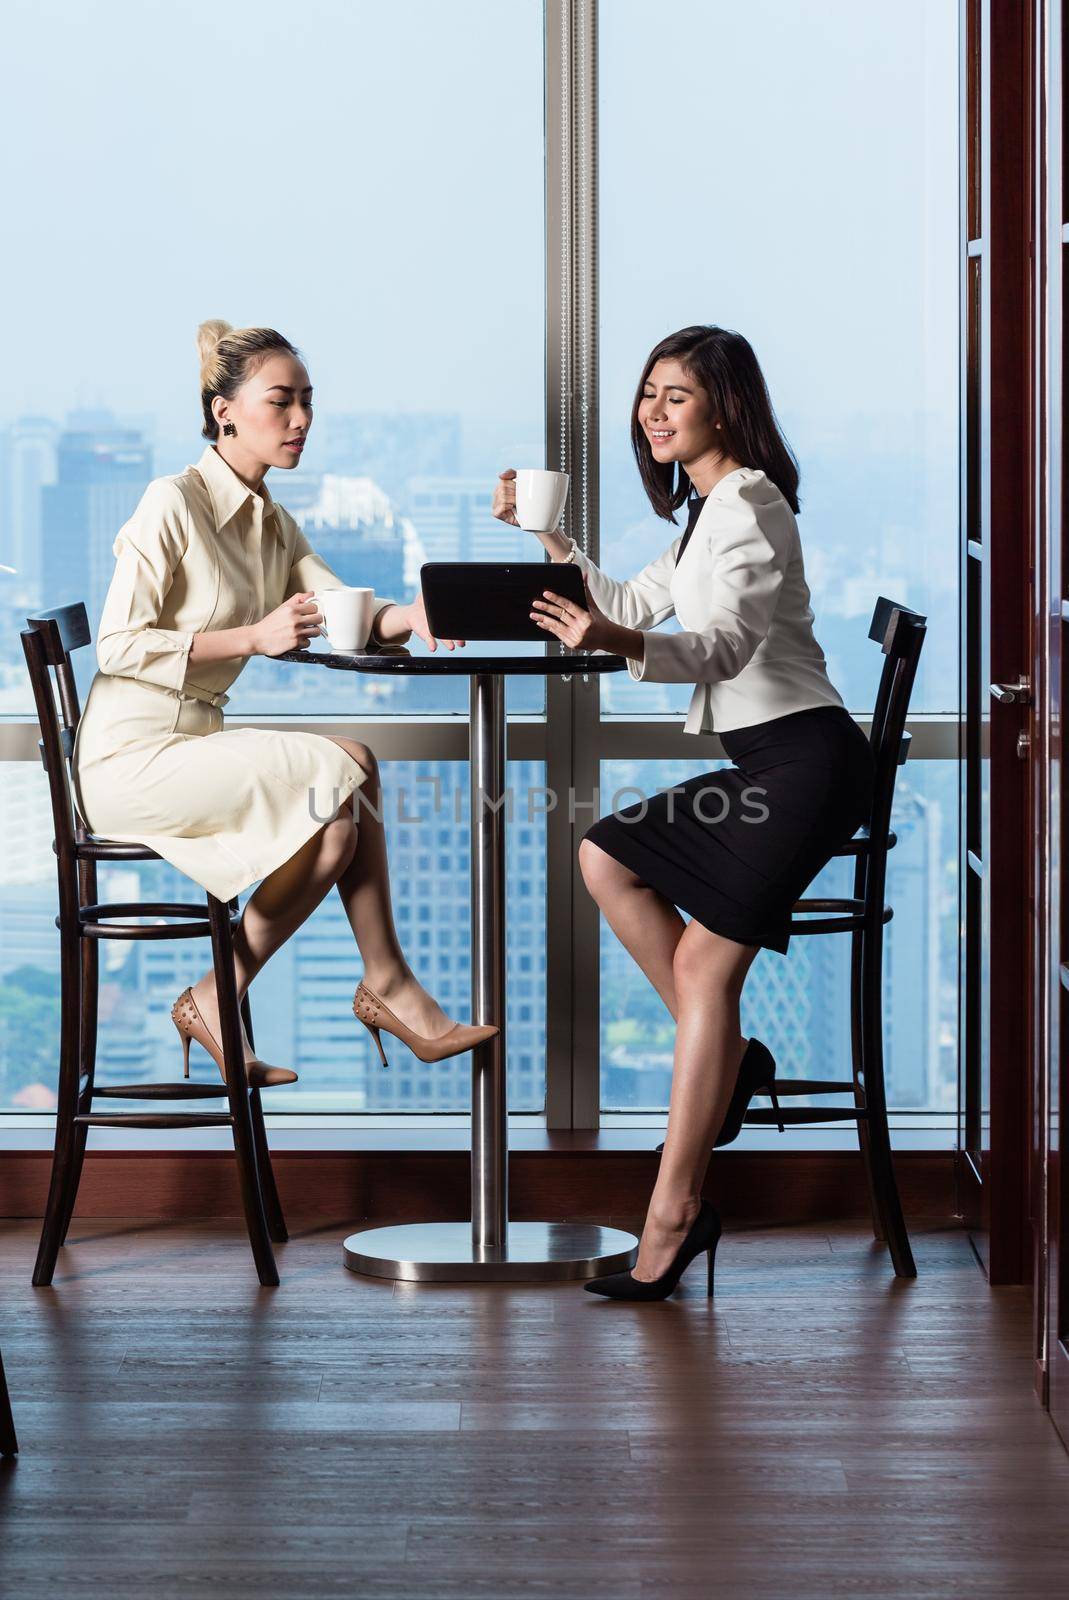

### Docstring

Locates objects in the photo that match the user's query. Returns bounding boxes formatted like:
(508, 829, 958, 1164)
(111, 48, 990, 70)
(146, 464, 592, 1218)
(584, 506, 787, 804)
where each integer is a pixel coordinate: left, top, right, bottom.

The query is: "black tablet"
(420, 562, 589, 641)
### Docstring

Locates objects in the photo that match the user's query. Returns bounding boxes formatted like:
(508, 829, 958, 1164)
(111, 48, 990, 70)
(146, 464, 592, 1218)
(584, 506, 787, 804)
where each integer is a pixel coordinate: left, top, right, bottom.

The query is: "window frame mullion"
(544, 0, 600, 1129)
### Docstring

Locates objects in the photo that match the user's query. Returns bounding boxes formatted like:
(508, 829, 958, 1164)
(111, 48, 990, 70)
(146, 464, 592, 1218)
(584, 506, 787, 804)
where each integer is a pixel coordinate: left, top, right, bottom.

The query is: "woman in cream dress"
(73, 320, 497, 1083)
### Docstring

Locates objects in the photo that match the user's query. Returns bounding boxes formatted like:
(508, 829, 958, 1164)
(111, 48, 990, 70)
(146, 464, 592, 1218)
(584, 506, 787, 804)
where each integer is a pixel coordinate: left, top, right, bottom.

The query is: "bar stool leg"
(850, 911, 887, 1244)
(247, 1089, 288, 1244)
(0, 1351, 17, 1456)
(56, 1124, 88, 1250)
(208, 896, 278, 1286)
(859, 913, 916, 1278)
(33, 912, 85, 1286)
(241, 986, 288, 1243)
(58, 878, 99, 1246)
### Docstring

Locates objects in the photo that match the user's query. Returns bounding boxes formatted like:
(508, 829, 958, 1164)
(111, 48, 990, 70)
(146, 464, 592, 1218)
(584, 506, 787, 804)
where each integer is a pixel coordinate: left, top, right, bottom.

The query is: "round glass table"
(279, 644, 641, 1282)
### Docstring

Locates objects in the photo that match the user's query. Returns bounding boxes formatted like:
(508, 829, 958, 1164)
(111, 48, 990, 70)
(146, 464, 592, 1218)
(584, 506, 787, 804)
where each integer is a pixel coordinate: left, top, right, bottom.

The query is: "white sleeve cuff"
(626, 644, 649, 682)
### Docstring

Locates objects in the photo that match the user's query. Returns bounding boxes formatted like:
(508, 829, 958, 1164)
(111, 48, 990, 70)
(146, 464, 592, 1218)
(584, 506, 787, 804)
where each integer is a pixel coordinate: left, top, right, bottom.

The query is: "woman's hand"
(247, 593, 323, 657)
(493, 466, 572, 561)
(492, 467, 520, 527)
(401, 591, 465, 653)
(530, 578, 615, 652)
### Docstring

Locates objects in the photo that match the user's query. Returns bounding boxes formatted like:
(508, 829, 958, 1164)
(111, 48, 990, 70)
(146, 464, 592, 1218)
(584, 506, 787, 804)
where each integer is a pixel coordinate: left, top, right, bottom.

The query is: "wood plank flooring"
(1, 1217, 1066, 1598)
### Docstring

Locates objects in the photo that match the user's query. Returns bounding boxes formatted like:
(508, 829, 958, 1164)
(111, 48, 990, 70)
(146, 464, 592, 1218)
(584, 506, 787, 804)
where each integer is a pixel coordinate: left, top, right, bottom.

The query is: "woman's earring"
(222, 421, 237, 437)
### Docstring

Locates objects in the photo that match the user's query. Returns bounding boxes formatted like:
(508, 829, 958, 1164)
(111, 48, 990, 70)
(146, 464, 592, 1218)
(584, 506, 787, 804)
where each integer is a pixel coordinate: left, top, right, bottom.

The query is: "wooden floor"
(1, 1216, 1067, 1598)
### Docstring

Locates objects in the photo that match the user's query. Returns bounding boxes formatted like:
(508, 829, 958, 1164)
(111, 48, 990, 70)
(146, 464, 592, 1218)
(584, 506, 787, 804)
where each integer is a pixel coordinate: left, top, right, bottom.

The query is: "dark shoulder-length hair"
(630, 325, 801, 520)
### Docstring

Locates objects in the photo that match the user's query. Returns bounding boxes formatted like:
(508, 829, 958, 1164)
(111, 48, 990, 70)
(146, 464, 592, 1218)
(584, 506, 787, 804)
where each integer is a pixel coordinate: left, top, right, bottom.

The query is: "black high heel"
(582, 1198, 722, 1301)
(655, 1037, 783, 1154)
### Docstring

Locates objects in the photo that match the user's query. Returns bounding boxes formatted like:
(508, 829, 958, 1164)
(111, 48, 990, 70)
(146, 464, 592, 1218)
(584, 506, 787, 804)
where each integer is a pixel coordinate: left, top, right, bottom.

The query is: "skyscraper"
(41, 417, 152, 701)
(323, 413, 461, 507)
(296, 473, 422, 595)
(408, 477, 528, 564)
(0, 415, 58, 603)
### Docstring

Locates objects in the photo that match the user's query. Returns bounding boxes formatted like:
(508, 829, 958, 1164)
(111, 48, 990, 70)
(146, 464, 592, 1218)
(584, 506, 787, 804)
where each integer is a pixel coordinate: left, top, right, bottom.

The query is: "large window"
(593, 0, 959, 1128)
(599, 760, 957, 1114)
(0, 1, 961, 1133)
(598, 0, 958, 722)
(0, 760, 546, 1114)
(0, 0, 547, 1117)
(0, 0, 547, 719)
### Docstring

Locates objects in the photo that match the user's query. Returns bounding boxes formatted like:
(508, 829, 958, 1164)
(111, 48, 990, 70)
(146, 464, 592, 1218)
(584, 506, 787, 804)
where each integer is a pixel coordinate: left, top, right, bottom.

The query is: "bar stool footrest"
(93, 1082, 230, 1101)
(73, 1113, 235, 1129)
(789, 899, 893, 934)
(769, 1078, 860, 1095)
(66, 901, 242, 939)
(834, 827, 898, 856)
(743, 1106, 870, 1125)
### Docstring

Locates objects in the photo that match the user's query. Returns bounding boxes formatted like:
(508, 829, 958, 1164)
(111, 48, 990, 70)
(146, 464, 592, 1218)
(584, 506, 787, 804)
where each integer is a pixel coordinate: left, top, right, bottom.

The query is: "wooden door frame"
(1037, 0, 1069, 1440)
(960, 0, 1035, 1286)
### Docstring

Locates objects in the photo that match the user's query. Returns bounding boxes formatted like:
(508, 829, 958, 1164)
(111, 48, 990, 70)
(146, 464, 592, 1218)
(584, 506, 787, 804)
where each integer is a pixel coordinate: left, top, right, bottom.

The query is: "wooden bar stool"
(21, 603, 287, 1287)
(747, 596, 927, 1278)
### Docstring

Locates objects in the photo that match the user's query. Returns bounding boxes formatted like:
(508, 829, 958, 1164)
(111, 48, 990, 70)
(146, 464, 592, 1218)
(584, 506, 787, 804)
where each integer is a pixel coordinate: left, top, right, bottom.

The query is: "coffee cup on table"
(514, 469, 570, 532)
(311, 586, 375, 651)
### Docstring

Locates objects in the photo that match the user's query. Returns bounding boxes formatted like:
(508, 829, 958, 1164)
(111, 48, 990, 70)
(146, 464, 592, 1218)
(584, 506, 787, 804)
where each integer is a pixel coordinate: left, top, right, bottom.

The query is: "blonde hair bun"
(196, 318, 235, 390)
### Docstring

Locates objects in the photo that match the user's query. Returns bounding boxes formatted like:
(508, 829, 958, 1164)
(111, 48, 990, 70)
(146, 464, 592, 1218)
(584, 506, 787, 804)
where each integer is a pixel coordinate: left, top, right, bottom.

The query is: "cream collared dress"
(71, 443, 405, 903)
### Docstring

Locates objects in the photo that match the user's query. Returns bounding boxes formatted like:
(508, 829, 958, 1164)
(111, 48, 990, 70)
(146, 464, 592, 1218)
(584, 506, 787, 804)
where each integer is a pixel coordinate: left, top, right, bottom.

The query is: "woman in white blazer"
(74, 320, 497, 1088)
(492, 324, 875, 1299)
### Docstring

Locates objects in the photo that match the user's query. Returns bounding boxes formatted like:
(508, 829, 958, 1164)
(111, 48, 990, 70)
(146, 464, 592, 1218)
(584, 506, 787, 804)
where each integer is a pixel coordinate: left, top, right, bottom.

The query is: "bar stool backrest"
(21, 601, 94, 877)
(863, 596, 927, 905)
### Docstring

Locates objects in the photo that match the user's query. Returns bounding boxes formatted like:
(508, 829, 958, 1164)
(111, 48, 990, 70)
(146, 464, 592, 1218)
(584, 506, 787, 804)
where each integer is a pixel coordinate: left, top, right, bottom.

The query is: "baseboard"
(0, 1149, 957, 1225)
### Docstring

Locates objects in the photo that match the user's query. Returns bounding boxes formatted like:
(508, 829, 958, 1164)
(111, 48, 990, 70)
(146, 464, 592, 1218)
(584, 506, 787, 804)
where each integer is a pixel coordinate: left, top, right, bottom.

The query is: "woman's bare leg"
(190, 810, 357, 1058)
(320, 736, 455, 1037)
(579, 837, 764, 1280)
(632, 921, 760, 1279)
(578, 838, 685, 1018)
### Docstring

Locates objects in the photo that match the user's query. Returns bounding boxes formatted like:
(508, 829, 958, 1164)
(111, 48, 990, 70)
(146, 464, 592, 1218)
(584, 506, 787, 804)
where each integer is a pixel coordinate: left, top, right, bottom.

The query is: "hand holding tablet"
(530, 578, 614, 652)
(421, 561, 589, 642)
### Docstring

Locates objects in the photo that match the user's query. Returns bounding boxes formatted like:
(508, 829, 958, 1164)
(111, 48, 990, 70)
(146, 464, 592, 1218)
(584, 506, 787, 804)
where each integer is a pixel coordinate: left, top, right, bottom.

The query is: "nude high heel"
(352, 980, 499, 1070)
(170, 987, 299, 1089)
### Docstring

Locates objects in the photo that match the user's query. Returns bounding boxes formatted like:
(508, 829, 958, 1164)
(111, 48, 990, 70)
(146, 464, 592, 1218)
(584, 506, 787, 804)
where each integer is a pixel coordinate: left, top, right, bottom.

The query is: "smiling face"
(212, 351, 314, 470)
(637, 356, 722, 466)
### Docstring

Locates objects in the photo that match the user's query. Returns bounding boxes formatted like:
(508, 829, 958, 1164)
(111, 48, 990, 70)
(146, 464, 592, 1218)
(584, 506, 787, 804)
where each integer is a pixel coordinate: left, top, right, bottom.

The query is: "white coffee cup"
(514, 468, 570, 532)
(311, 586, 375, 651)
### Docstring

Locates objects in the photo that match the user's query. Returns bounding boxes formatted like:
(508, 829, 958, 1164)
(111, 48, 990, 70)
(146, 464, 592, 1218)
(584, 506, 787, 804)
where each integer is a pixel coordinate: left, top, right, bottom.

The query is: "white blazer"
(561, 466, 846, 736)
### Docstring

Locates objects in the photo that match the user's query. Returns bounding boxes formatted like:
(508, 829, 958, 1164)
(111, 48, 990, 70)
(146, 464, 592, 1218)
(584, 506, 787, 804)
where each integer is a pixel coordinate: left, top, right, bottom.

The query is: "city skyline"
(0, 754, 951, 1117)
(0, 398, 957, 1119)
(0, 398, 957, 717)
(0, 0, 959, 1119)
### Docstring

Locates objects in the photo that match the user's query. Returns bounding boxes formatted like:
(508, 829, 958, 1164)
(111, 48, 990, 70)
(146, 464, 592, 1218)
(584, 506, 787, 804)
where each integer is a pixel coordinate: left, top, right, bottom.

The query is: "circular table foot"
(342, 1220, 639, 1282)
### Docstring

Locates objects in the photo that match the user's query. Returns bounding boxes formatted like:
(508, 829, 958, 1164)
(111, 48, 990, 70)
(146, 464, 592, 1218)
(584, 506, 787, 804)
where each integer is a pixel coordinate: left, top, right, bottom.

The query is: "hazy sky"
(1, 0, 959, 719)
(599, 0, 958, 457)
(3, 0, 957, 455)
(3, 0, 546, 436)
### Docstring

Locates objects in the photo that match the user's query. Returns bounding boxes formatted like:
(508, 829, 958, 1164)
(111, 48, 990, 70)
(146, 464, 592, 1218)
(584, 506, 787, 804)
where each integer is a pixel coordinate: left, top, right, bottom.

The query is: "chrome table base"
(343, 1220, 639, 1282)
(343, 668, 639, 1284)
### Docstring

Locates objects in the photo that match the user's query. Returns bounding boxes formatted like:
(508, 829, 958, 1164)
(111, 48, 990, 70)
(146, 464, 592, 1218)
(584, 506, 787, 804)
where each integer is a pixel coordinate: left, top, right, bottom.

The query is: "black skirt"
(583, 704, 876, 955)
